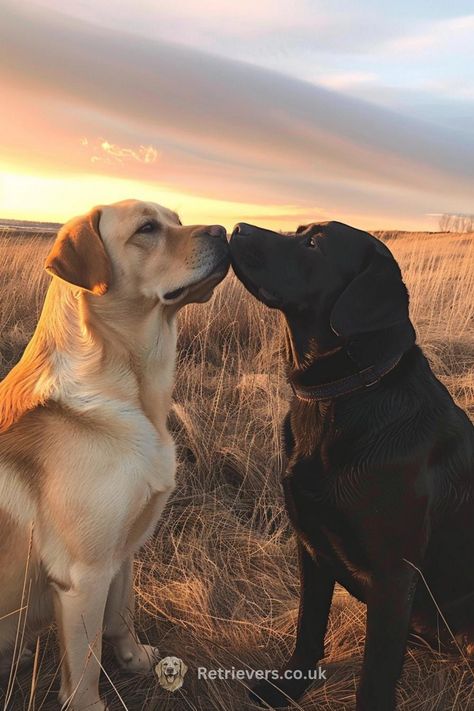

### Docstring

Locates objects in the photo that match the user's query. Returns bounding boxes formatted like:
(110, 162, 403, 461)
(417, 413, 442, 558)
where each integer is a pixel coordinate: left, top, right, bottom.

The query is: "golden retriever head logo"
(155, 656, 188, 692)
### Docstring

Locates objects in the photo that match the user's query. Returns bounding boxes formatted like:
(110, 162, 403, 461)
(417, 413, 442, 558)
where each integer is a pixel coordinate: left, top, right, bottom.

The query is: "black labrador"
(229, 221, 474, 711)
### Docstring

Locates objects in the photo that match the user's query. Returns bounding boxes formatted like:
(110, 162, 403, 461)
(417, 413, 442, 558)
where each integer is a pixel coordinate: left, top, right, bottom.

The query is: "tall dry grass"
(0, 229, 473, 710)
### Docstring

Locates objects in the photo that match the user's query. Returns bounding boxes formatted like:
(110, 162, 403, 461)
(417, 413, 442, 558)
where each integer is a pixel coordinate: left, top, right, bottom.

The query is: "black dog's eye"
(136, 220, 160, 235)
(307, 236, 317, 248)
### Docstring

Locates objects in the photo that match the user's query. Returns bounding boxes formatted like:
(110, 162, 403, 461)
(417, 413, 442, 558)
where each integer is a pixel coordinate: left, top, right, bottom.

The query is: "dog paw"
(115, 643, 159, 674)
(249, 681, 294, 709)
(59, 689, 107, 711)
(249, 675, 313, 709)
(250, 680, 293, 708)
(76, 703, 107, 711)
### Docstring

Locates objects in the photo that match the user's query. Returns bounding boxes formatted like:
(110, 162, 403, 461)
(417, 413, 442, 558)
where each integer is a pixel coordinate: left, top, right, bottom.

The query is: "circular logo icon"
(155, 656, 188, 692)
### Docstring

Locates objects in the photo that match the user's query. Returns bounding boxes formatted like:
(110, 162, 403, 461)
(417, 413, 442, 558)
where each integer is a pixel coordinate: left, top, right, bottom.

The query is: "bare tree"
(439, 213, 474, 232)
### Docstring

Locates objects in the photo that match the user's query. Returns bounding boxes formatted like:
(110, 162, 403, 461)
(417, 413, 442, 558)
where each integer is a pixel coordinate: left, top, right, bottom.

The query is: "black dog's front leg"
(356, 565, 418, 711)
(251, 543, 335, 708)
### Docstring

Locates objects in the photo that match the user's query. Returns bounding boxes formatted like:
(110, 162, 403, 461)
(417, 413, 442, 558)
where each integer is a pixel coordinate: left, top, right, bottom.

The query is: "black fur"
(230, 221, 474, 710)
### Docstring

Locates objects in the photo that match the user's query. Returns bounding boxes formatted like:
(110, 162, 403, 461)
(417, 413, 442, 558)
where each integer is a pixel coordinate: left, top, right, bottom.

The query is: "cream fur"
(0, 200, 228, 710)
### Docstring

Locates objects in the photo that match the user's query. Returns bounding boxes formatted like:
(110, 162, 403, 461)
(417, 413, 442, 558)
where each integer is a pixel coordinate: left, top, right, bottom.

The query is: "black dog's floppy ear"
(330, 247, 410, 338)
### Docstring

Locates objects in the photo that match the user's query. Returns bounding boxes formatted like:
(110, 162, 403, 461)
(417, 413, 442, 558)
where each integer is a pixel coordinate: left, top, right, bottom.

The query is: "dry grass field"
(0, 229, 473, 710)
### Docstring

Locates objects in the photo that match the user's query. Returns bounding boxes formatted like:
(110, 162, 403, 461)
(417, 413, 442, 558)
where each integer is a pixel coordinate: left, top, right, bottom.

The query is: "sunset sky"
(0, 0, 473, 230)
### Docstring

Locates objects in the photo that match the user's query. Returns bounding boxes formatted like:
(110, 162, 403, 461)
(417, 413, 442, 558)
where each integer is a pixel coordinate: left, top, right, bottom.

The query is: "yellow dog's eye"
(307, 236, 316, 248)
(136, 220, 159, 234)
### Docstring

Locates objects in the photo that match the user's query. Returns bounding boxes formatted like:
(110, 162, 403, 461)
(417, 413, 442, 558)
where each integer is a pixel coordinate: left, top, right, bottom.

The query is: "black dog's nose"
(232, 223, 255, 238)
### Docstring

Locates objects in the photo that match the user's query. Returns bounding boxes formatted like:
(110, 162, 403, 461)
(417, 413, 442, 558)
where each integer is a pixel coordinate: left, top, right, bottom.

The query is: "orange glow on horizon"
(0, 166, 434, 232)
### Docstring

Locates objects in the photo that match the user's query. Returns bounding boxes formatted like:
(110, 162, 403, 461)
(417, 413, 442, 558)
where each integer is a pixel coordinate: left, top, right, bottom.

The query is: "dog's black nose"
(232, 223, 255, 238)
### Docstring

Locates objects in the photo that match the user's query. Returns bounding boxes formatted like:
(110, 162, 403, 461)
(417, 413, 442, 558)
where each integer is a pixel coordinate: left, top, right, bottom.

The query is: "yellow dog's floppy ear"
(45, 207, 111, 295)
(155, 659, 164, 680)
(179, 659, 188, 676)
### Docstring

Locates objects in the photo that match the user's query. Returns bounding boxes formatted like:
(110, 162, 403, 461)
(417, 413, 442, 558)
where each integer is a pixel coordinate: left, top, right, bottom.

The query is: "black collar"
(290, 353, 403, 402)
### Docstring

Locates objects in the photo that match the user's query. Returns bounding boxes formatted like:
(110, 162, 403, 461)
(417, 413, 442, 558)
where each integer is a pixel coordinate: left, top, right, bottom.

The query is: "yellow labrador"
(0, 200, 229, 710)
(155, 656, 188, 692)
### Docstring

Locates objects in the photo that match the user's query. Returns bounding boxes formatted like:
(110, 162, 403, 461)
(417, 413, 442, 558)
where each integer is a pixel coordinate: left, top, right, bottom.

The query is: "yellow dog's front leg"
(103, 557, 158, 673)
(54, 563, 113, 711)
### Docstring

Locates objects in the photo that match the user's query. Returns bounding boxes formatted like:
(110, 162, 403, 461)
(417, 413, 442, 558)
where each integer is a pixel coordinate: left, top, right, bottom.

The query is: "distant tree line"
(439, 213, 474, 232)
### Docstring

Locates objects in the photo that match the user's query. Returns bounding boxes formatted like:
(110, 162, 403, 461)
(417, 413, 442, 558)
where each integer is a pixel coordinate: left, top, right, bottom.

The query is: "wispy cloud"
(30, 0, 398, 54)
(385, 14, 474, 54)
(314, 72, 379, 90)
(81, 137, 159, 165)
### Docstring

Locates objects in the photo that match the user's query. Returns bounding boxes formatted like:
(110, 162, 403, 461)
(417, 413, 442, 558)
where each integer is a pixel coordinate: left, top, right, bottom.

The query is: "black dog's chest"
(283, 462, 373, 596)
